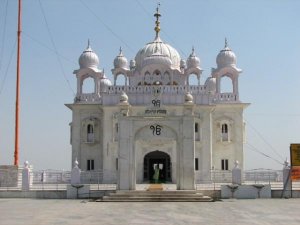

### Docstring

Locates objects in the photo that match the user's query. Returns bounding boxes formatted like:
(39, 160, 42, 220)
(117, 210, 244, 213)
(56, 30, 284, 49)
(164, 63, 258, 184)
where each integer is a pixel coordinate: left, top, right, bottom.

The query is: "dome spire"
(85, 39, 92, 51)
(224, 38, 228, 48)
(191, 46, 195, 56)
(119, 46, 123, 56)
(154, 3, 161, 38)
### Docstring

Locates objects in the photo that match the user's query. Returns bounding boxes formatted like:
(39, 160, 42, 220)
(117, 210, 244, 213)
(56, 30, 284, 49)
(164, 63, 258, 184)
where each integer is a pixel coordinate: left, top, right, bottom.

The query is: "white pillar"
(216, 77, 221, 93)
(282, 160, 292, 198)
(22, 161, 31, 191)
(71, 159, 81, 185)
(232, 160, 242, 185)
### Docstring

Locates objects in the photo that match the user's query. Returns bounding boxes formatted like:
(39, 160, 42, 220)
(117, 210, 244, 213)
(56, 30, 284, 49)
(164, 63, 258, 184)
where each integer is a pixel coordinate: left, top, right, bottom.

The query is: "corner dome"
(216, 39, 237, 68)
(79, 41, 99, 69)
(180, 59, 186, 69)
(113, 47, 129, 69)
(100, 74, 112, 91)
(186, 47, 200, 68)
(205, 77, 216, 93)
(135, 36, 181, 70)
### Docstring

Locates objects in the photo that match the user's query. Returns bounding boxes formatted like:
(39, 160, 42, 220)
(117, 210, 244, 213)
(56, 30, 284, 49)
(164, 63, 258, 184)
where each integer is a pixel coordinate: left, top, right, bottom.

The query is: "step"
(109, 193, 204, 197)
(103, 196, 210, 199)
(105, 195, 207, 199)
(97, 190, 213, 202)
(115, 190, 200, 195)
(98, 196, 213, 202)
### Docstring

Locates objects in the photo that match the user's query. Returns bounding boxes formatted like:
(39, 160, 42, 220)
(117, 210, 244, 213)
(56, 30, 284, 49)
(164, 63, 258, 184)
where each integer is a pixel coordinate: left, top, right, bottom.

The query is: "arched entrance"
(143, 151, 171, 183)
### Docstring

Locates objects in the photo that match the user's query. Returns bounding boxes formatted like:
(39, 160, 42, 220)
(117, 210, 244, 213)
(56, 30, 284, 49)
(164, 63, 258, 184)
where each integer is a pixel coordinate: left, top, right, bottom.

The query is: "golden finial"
(154, 3, 161, 38)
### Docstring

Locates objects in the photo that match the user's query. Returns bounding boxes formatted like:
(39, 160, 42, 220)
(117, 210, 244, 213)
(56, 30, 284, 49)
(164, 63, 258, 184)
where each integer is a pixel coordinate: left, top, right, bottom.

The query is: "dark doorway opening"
(143, 151, 171, 183)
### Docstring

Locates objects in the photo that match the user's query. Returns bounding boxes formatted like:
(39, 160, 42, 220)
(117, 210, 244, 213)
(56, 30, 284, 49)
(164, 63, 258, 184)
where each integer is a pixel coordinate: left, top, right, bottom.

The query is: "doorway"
(143, 151, 171, 183)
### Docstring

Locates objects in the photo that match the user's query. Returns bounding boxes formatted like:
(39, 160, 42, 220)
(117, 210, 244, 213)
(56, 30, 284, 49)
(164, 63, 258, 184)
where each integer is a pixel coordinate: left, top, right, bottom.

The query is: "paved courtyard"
(0, 198, 300, 225)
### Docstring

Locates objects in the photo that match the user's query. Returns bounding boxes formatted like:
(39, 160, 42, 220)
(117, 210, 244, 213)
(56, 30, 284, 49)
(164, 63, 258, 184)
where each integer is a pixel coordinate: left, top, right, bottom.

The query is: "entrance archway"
(143, 151, 171, 183)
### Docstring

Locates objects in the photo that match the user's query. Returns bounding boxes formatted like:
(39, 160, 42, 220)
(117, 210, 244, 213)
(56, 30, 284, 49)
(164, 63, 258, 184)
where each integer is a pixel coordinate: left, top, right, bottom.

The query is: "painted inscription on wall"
(150, 125, 162, 136)
(144, 99, 167, 115)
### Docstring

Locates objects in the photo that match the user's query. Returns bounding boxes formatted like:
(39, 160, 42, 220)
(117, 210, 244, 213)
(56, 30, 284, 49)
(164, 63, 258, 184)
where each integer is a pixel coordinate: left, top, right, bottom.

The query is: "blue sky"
(0, 0, 299, 170)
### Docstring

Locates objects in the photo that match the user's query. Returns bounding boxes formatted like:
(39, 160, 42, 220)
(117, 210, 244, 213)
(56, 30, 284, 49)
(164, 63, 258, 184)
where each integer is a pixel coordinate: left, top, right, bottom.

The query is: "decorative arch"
(115, 74, 127, 86)
(82, 76, 96, 94)
(144, 71, 151, 85)
(220, 75, 233, 93)
(87, 124, 94, 143)
(215, 117, 233, 143)
(81, 117, 99, 143)
(152, 70, 162, 84)
(162, 71, 171, 85)
(212, 66, 241, 95)
(187, 73, 199, 86)
(143, 150, 171, 182)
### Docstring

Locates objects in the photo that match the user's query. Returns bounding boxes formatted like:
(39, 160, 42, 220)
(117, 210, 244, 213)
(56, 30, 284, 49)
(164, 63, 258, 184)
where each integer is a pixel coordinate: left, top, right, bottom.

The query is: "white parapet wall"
(0, 165, 22, 187)
(67, 184, 90, 199)
(221, 184, 271, 199)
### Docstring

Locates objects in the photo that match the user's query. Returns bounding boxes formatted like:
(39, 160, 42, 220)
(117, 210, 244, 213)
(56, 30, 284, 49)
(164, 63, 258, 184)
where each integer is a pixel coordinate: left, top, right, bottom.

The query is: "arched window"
(116, 74, 127, 86)
(87, 124, 94, 143)
(221, 124, 228, 142)
(162, 71, 170, 85)
(153, 70, 162, 85)
(220, 75, 233, 93)
(153, 70, 161, 76)
(114, 123, 118, 141)
(195, 122, 200, 141)
(82, 77, 95, 94)
(144, 71, 151, 85)
(188, 74, 198, 85)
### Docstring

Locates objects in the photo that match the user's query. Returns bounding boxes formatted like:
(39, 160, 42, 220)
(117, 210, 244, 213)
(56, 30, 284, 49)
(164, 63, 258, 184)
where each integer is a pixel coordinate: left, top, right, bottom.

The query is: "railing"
(2, 168, 298, 191)
(107, 85, 206, 95)
(215, 93, 238, 102)
(75, 93, 101, 103)
(244, 169, 282, 184)
(80, 170, 117, 184)
(74, 86, 239, 104)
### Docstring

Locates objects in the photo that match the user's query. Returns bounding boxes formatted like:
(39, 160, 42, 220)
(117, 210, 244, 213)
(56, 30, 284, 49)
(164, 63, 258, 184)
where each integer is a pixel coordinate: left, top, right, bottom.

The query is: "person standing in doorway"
(153, 164, 160, 183)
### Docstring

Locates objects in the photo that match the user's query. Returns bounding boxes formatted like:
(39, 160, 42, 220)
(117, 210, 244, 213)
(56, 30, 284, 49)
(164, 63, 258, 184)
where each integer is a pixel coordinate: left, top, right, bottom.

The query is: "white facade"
(66, 9, 249, 190)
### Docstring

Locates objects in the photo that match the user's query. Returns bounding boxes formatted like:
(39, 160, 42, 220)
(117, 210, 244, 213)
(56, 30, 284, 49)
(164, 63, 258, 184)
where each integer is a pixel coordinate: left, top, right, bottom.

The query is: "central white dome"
(135, 36, 181, 70)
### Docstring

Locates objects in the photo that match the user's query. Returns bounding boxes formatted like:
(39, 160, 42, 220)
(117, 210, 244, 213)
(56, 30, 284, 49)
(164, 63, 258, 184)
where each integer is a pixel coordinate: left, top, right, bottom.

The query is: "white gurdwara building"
(66, 9, 248, 190)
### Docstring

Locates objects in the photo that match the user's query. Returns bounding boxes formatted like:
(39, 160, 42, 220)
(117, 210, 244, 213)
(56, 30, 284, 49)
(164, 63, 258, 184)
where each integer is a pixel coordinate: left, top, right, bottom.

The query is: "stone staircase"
(97, 189, 213, 202)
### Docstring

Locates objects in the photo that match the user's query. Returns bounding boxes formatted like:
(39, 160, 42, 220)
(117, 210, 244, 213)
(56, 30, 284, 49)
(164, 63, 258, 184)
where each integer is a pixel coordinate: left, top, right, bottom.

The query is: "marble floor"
(0, 198, 299, 225)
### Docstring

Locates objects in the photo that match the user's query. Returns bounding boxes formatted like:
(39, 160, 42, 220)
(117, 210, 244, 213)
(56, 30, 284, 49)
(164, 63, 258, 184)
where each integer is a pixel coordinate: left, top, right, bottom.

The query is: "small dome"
(184, 92, 194, 103)
(205, 77, 216, 93)
(180, 59, 186, 69)
(216, 39, 237, 68)
(130, 60, 136, 69)
(100, 74, 112, 91)
(113, 47, 129, 69)
(120, 91, 128, 103)
(79, 41, 99, 69)
(186, 47, 200, 68)
(135, 36, 181, 70)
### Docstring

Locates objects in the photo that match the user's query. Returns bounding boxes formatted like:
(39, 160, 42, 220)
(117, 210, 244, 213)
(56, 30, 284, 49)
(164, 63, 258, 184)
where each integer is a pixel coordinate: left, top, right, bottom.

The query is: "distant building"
(66, 7, 249, 190)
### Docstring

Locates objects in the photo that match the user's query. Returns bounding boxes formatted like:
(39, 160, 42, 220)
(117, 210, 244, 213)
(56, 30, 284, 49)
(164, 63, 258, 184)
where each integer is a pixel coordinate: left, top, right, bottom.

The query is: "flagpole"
(14, 0, 22, 166)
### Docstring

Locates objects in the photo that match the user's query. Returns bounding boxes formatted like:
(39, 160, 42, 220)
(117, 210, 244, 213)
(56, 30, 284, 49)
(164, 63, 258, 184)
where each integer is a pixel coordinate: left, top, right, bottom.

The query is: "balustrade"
(74, 86, 239, 104)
